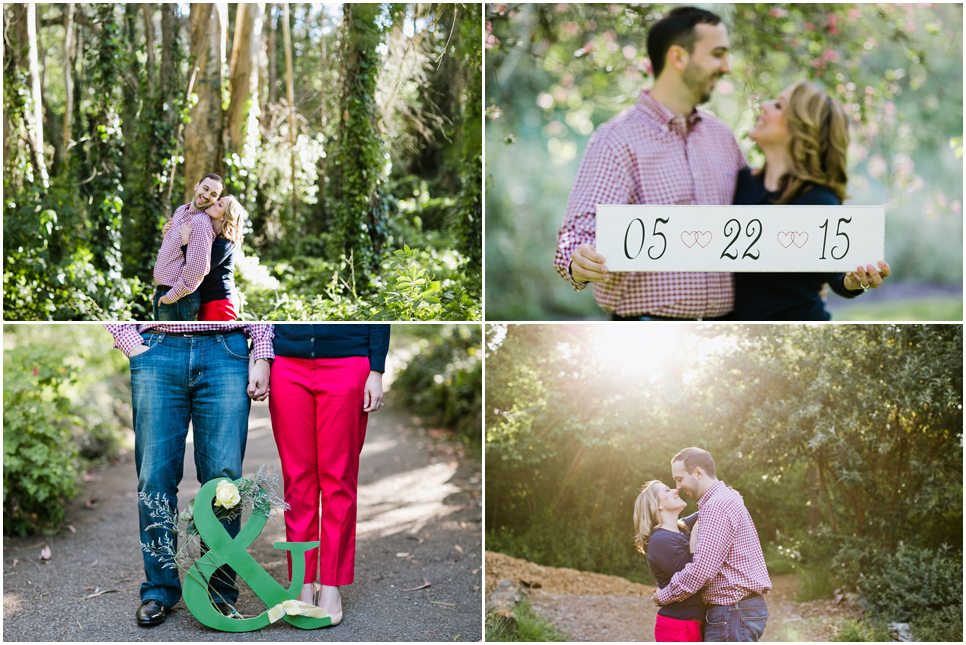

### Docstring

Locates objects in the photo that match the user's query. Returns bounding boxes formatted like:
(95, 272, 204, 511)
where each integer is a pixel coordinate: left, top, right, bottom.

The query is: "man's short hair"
(199, 173, 223, 186)
(672, 447, 716, 478)
(647, 6, 723, 79)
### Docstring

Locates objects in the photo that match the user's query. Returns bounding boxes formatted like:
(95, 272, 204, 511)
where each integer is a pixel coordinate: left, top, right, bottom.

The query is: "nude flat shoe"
(314, 583, 343, 626)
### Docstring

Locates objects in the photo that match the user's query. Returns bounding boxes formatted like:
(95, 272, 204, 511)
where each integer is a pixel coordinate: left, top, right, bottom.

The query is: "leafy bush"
(3, 345, 80, 536)
(393, 325, 482, 450)
(910, 605, 963, 642)
(858, 542, 963, 622)
(485, 599, 569, 642)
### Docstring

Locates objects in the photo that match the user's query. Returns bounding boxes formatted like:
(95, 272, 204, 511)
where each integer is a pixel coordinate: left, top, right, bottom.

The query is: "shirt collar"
(636, 89, 704, 129)
(697, 480, 725, 510)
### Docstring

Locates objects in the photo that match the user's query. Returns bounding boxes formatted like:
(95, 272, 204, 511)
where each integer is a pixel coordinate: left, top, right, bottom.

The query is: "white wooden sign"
(595, 205, 885, 272)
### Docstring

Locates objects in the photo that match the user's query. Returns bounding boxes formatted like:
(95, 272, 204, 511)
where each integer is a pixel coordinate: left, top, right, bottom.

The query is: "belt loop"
(216, 333, 223, 343)
(158, 332, 166, 343)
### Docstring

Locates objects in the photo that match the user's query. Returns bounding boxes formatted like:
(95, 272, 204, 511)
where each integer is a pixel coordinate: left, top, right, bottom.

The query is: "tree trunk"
(226, 2, 258, 156)
(16, 3, 48, 184)
(158, 2, 177, 217)
(282, 2, 298, 217)
(815, 451, 838, 533)
(181, 2, 224, 205)
(60, 3, 75, 174)
(143, 3, 155, 98)
(312, 14, 329, 233)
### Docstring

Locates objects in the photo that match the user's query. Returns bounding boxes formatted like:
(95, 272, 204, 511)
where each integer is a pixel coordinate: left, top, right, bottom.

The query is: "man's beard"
(682, 62, 716, 105)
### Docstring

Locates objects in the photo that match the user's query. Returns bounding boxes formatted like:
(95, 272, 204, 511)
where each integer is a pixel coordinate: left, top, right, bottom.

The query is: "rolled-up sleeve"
(246, 324, 275, 361)
(554, 135, 633, 290)
(103, 324, 145, 357)
(658, 505, 734, 604)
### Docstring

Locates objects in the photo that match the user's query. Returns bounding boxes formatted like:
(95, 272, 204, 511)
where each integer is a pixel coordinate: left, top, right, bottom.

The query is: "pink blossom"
(849, 8, 862, 19)
(866, 155, 887, 179)
(884, 101, 897, 116)
(905, 20, 916, 32)
(556, 3, 568, 11)
(826, 14, 839, 35)
(804, 22, 815, 31)
(768, 8, 788, 18)
(822, 48, 839, 63)
(951, 200, 961, 215)
(32, 367, 38, 376)
(492, 4, 507, 16)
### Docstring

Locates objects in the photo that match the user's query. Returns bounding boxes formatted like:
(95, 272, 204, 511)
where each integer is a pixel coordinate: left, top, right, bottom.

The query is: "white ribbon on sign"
(595, 205, 885, 272)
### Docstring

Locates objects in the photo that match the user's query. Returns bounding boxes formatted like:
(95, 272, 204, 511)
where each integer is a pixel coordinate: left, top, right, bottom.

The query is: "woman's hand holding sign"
(844, 261, 891, 291)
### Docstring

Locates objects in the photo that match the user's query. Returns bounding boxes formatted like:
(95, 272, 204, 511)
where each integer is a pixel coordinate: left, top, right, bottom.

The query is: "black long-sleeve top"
(272, 324, 391, 372)
(646, 513, 705, 621)
(180, 237, 236, 304)
(727, 167, 862, 321)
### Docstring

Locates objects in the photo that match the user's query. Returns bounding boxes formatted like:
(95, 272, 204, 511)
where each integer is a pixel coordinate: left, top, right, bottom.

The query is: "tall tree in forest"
(7, 3, 49, 185)
(86, 3, 125, 275)
(227, 2, 259, 156)
(329, 2, 392, 275)
(60, 3, 76, 175)
(182, 3, 226, 205)
(457, 4, 482, 270)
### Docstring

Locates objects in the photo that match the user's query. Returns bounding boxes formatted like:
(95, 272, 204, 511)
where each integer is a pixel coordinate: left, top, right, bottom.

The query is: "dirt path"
(486, 552, 861, 642)
(3, 396, 482, 642)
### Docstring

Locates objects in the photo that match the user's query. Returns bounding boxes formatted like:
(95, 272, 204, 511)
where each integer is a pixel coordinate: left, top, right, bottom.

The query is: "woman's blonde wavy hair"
(633, 480, 689, 556)
(758, 80, 850, 204)
(217, 196, 246, 245)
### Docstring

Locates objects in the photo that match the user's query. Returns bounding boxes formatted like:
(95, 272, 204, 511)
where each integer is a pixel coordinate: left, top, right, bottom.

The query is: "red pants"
(199, 298, 237, 321)
(269, 355, 370, 586)
(655, 614, 703, 642)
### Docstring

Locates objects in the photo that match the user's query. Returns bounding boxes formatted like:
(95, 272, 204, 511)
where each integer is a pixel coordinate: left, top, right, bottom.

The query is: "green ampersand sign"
(182, 477, 332, 632)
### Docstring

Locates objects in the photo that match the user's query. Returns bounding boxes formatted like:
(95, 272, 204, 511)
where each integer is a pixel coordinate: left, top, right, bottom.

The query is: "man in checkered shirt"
(555, 7, 746, 319)
(151, 173, 224, 321)
(652, 447, 772, 641)
(104, 323, 273, 627)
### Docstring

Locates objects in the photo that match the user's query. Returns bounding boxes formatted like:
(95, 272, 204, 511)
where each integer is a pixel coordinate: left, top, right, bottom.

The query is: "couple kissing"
(635, 447, 772, 642)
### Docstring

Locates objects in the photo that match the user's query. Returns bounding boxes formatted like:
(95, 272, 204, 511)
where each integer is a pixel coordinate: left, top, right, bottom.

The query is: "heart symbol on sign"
(681, 231, 698, 248)
(791, 231, 808, 248)
(777, 232, 794, 248)
(694, 231, 712, 248)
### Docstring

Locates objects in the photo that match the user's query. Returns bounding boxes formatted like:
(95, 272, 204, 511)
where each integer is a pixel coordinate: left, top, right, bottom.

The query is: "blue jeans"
(153, 289, 200, 321)
(130, 331, 251, 608)
(705, 594, 768, 642)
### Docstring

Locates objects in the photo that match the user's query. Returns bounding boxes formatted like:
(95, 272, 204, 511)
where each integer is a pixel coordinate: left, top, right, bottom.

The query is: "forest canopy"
(3, 3, 482, 321)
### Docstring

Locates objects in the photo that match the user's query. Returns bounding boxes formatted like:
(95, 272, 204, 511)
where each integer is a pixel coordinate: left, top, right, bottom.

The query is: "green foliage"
(3, 345, 79, 536)
(858, 543, 963, 622)
(393, 324, 482, 451)
(910, 605, 963, 642)
(485, 600, 570, 642)
(3, 325, 133, 535)
(834, 619, 891, 642)
(329, 3, 391, 275)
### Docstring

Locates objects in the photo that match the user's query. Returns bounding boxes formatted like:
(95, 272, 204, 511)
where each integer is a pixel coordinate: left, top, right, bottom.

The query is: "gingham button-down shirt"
(103, 324, 275, 361)
(554, 90, 746, 318)
(658, 480, 772, 606)
(153, 204, 216, 302)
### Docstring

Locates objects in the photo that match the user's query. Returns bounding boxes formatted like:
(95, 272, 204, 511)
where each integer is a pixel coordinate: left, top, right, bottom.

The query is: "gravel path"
(4, 398, 482, 642)
(486, 552, 861, 642)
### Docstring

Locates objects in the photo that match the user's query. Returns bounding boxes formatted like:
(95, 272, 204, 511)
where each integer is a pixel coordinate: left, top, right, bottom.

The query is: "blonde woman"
(166, 196, 246, 320)
(729, 81, 892, 320)
(634, 481, 703, 642)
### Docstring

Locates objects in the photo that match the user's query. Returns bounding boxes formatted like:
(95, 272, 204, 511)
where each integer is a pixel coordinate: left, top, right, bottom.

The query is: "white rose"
(214, 480, 240, 509)
(179, 498, 195, 522)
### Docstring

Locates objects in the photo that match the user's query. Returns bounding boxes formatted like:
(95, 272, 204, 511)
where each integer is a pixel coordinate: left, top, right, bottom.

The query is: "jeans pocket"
(129, 335, 161, 368)
(220, 333, 250, 360)
(182, 295, 200, 321)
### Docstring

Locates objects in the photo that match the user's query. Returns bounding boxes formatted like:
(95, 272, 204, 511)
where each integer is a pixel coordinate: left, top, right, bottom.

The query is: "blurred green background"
(484, 3, 963, 320)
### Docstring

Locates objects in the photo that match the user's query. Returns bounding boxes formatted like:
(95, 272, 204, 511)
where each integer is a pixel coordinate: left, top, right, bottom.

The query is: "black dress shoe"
(214, 603, 235, 616)
(136, 599, 169, 627)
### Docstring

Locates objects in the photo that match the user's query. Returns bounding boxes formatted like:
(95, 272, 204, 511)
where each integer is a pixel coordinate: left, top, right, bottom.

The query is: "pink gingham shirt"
(103, 324, 275, 361)
(658, 480, 772, 606)
(555, 90, 746, 318)
(153, 204, 216, 302)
